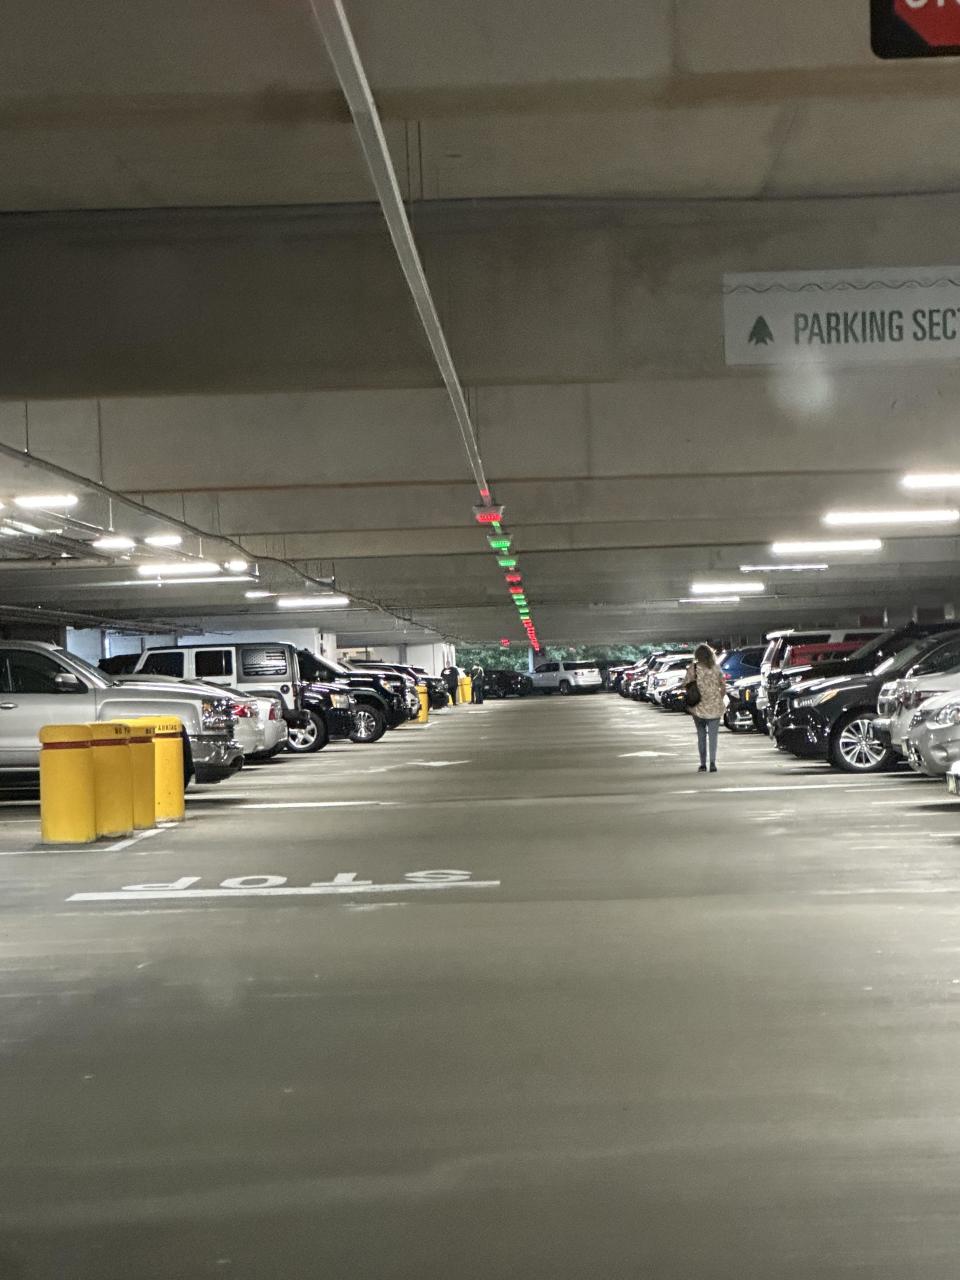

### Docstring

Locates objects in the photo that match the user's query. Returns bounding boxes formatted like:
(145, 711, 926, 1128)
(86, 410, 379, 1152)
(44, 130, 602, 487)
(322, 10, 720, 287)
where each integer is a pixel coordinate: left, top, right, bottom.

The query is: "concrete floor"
(1, 695, 960, 1277)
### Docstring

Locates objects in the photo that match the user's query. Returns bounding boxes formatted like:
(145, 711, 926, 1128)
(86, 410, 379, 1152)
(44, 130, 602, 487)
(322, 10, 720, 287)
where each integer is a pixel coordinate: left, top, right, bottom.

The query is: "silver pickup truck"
(0, 642, 242, 783)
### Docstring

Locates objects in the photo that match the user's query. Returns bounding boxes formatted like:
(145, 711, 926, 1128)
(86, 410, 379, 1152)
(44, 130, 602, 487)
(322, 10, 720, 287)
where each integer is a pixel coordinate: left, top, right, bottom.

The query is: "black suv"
(480, 668, 533, 699)
(772, 628, 960, 773)
(297, 650, 407, 738)
(287, 680, 362, 753)
(766, 622, 960, 713)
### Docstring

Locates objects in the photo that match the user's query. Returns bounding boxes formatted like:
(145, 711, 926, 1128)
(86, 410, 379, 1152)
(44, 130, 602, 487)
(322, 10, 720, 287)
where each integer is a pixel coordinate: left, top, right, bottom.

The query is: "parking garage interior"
(5, 3, 960, 1276)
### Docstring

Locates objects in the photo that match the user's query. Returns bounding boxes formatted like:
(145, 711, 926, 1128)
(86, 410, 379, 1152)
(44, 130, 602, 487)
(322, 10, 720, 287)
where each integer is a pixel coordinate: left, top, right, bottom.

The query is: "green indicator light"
(487, 537, 512, 551)
(497, 557, 517, 568)
(513, 596, 527, 605)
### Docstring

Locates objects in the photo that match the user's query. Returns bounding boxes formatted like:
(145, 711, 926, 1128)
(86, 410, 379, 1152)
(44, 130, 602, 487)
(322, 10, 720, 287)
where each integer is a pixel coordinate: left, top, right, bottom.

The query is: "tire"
(182, 731, 194, 788)
(559, 680, 571, 695)
(286, 711, 328, 754)
(350, 704, 386, 743)
(829, 711, 893, 774)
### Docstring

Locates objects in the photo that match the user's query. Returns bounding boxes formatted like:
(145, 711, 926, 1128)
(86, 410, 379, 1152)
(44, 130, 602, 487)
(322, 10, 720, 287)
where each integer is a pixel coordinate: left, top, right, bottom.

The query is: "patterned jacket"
(685, 661, 726, 720)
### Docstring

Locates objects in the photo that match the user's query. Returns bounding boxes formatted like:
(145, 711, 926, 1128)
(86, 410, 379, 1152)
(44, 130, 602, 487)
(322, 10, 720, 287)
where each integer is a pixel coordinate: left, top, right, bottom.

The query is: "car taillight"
(231, 701, 253, 718)
(268, 702, 280, 721)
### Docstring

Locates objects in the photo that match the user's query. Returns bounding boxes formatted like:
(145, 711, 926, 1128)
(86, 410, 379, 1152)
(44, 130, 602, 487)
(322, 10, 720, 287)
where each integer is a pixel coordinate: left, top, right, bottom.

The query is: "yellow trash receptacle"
(90, 722, 134, 839)
(416, 683, 430, 724)
(129, 716, 185, 823)
(110, 720, 156, 830)
(39, 723, 96, 845)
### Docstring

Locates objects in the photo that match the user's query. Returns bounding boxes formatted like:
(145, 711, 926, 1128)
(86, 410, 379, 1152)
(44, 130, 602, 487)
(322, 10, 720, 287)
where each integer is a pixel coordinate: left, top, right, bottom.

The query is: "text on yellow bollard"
(128, 716, 185, 823)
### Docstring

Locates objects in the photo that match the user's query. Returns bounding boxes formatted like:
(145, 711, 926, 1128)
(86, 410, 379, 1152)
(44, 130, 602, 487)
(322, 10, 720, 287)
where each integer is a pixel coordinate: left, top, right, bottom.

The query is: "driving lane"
(1, 695, 960, 1278)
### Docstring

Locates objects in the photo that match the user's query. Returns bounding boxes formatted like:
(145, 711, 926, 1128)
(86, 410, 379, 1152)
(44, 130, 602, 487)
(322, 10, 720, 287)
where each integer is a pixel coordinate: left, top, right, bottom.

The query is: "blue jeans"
(695, 716, 720, 767)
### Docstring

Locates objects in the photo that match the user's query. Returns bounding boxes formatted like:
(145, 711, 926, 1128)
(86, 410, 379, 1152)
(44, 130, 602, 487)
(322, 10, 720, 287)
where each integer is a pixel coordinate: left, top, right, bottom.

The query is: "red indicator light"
(509, 586, 523, 595)
(474, 510, 501, 524)
(505, 573, 522, 584)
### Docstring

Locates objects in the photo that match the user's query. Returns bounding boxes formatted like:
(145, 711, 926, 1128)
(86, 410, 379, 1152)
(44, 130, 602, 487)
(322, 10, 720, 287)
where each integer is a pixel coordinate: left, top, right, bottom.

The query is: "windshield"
(848, 631, 895, 663)
(63, 650, 112, 687)
(872, 639, 929, 677)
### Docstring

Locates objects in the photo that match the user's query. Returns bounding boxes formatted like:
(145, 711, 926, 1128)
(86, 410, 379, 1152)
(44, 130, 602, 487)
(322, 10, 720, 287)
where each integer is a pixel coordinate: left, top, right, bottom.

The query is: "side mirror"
(54, 672, 85, 693)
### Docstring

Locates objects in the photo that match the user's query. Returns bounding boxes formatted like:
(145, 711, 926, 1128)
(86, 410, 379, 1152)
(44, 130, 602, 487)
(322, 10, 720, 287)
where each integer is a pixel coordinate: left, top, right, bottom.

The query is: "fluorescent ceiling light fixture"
(0, 527, 23, 537)
(823, 508, 959, 527)
(678, 596, 741, 605)
(141, 575, 252, 587)
(771, 539, 882, 555)
(136, 561, 221, 577)
(276, 594, 350, 609)
(244, 590, 275, 599)
(690, 581, 765, 595)
(225, 559, 249, 572)
(14, 493, 78, 510)
(7, 520, 44, 535)
(91, 535, 136, 550)
(902, 473, 960, 490)
(144, 533, 183, 548)
(740, 563, 828, 573)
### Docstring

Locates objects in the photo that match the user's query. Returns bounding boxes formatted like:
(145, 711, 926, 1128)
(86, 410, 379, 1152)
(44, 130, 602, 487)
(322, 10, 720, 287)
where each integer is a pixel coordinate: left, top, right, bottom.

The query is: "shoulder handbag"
(684, 666, 701, 709)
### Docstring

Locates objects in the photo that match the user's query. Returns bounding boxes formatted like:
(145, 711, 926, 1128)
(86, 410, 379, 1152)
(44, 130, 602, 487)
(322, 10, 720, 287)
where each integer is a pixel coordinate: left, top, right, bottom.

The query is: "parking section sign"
(871, 0, 960, 57)
(723, 266, 960, 367)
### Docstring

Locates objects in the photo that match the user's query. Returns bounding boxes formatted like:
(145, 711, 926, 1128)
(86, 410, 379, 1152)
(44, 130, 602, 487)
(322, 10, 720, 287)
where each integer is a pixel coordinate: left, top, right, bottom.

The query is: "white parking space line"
(235, 801, 398, 811)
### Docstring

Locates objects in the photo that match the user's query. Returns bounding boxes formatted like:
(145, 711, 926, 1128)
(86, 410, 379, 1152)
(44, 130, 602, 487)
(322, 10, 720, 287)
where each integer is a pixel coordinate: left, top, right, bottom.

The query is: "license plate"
(743, 689, 752, 702)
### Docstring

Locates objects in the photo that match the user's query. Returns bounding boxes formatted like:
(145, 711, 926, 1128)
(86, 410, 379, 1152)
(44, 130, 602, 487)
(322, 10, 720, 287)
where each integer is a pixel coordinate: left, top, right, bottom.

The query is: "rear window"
(139, 651, 184, 677)
(563, 661, 598, 670)
(195, 649, 233, 678)
(240, 646, 289, 678)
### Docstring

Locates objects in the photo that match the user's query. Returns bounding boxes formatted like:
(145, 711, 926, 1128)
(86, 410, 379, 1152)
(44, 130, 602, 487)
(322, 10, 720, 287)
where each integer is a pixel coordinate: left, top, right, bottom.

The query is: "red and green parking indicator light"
(487, 536, 512, 551)
(497, 557, 517, 569)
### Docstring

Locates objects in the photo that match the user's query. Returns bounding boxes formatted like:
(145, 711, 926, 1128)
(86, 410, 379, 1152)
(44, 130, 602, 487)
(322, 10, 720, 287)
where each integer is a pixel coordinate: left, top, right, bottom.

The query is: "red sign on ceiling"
(873, 0, 960, 55)
(896, 0, 960, 43)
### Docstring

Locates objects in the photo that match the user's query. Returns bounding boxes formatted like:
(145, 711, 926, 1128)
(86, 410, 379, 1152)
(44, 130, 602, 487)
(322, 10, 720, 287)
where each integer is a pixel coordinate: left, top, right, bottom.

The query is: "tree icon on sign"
(748, 316, 774, 346)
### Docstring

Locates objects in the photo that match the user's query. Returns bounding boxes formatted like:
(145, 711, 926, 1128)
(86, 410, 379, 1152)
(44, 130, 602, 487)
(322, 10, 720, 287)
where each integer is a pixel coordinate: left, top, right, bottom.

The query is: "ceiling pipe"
(305, 0, 491, 503)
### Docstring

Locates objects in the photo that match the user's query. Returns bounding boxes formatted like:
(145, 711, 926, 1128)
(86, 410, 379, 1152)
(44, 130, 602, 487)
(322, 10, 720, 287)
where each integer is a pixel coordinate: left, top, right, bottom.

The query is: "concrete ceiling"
(1, 2, 960, 648)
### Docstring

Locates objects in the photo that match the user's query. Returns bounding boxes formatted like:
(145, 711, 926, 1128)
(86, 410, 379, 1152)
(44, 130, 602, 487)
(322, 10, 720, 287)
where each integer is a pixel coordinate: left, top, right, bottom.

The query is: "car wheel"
(829, 712, 893, 773)
(350, 705, 386, 743)
(559, 680, 571, 695)
(286, 712, 328, 754)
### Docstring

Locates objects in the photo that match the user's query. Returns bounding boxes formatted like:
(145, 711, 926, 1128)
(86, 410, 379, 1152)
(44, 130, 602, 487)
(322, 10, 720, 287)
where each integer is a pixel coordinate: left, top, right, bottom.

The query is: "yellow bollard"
(416, 683, 430, 724)
(130, 716, 185, 823)
(463, 675, 473, 704)
(39, 724, 97, 845)
(90, 722, 134, 839)
(110, 720, 156, 830)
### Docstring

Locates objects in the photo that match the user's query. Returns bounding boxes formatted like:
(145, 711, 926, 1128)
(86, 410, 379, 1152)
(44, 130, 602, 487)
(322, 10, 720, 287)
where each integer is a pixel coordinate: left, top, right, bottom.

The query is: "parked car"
(719, 646, 764, 683)
(117, 674, 287, 762)
(480, 669, 533, 699)
(873, 660, 960, 760)
(648, 655, 695, 707)
(723, 674, 764, 732)
(0, 642, 242, 783)
(349, 661, 449, 711)
(294, 680, 363, 752)
(758, 627, 884, 727)
(530, 660, 602, 695)
(296, 650, 406, 737)
(135, 642, 304, 728)
(768, 622, 960, 730)
(603, 664, 632, 692)
(772, 630, 960, 773)
(335, 659, 420, 720)
(899, 688, 960, 777)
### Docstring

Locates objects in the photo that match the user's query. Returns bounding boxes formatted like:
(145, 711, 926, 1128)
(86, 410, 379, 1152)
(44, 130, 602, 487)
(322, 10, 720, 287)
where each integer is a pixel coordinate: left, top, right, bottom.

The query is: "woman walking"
(684, 644, 726, 773)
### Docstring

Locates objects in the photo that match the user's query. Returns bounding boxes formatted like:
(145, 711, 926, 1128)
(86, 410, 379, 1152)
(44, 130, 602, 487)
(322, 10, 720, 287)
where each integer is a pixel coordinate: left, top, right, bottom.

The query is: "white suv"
(530, 660, 602, 695)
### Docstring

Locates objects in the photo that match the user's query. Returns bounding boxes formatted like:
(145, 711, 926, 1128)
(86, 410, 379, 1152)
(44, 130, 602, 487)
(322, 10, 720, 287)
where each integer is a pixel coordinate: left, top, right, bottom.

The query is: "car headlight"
(330, 693, 350, 708)
(795, 690, 839, 709)
(933, 703, 960, 727)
